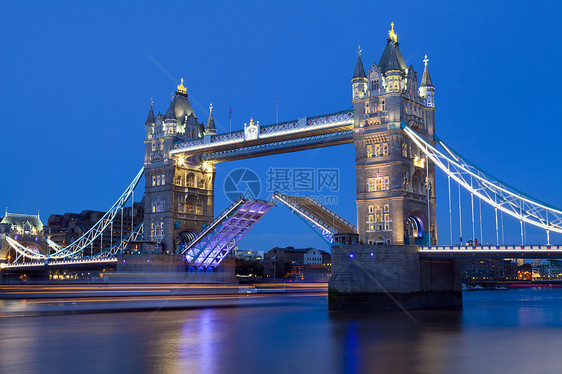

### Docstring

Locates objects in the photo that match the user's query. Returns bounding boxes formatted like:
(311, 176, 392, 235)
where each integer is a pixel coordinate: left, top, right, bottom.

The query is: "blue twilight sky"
(1, 1, 562, 252)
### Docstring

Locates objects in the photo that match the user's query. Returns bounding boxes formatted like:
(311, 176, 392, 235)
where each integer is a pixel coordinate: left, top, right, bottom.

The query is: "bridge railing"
(172, 110, 353, 153)
(419, 245, 562, 251)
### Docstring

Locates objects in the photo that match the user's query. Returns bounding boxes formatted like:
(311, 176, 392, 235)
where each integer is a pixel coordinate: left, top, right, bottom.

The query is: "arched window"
(186, 173, 195, 187)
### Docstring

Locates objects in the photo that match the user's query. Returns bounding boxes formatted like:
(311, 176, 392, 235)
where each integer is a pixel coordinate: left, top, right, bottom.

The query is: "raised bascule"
(4, 24, 562, 310)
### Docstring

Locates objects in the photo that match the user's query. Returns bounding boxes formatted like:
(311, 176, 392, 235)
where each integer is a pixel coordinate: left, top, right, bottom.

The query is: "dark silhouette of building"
(47, 200, 144, 256)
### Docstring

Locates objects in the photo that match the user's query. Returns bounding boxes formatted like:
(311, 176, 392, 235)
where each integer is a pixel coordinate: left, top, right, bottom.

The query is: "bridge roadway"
(419, 245, 562, 258)
(1, 258, 118, 271)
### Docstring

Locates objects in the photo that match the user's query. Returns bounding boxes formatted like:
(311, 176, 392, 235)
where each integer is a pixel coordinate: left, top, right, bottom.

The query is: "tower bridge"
(3, 24, 562, 310)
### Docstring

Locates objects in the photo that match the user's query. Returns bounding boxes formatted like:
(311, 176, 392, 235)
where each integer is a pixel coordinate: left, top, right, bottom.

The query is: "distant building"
(304, 249, 331, 267)
(47, 201, 144, 256)
(460, 258, 517, 283)
(264, 246, 332, 280)
(264, 246, 311, 265)
(0, 210, 48, 261)
(233, 249, 264, 261)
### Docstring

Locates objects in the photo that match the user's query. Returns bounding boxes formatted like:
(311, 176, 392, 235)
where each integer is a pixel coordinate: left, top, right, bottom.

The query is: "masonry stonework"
(352, 25, 436, 246)
(143, 81, 216, 254)
(329, 244, 462, 311)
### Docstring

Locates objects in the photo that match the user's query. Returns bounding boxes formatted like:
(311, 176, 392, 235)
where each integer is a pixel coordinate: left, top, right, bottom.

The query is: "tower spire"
(177, 78, 187, 95)
(352, 45, 367, 79)
(388, 22, 397, 43)
(421, 54, 433, 87)
(145, 97, 155, 124)
(165, 93, 176, 120)
(205, 102, 216, 135)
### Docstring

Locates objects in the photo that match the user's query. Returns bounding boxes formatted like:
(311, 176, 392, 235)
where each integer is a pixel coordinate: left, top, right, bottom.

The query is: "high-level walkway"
(171, 110, 353, 162)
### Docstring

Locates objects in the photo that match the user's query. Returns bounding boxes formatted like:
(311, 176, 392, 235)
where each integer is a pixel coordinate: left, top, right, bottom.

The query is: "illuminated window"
(368, 177, 390, 192)
(187, 173, 195, 187)
(157, 175, 161, 186)
(185, 202, 195, 213)
(382, 143, 389, 156)
(367, 145, 373, 157)
(196, 204, 202, 215)
(384, 214, 390, 230)
(152, 202, 165, 213)
(402, 143, 408, 157)
(161, 174, 165, 185)
(368, 205, 374, 213)
(152, 176, 156, 186)
(374, 144, 381, 157)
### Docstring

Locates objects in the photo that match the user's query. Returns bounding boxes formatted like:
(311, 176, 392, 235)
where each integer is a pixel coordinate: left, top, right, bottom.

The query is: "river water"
(2, 288, 562, 374)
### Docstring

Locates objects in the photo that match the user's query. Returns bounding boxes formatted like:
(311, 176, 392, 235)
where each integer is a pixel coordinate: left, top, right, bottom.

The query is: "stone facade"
(352, 26, 436, 246)
(329, 244, 462, 311)
(143, 81, 216, 254)
(0, 211, 47, 261)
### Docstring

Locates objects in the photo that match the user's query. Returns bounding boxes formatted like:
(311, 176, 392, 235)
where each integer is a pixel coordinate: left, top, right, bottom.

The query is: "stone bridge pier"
(328, 244, 462, 311)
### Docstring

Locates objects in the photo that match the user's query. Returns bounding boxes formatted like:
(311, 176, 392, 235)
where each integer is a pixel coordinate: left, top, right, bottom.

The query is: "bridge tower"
(143, 80, 216, 254)
(353, 23, 437, 246)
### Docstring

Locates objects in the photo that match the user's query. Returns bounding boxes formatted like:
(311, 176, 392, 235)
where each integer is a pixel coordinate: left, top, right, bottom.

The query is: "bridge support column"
(328, 244, 462, 311)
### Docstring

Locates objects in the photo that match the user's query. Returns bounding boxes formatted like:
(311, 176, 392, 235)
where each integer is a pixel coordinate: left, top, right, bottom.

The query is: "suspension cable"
(448, 174, 453, 245)
(501, 210, 505, 245)
(479, 198, 483, 245)
(471, 180, 475, 243)
(401, 123, 562, 235)
(458, 182, 463, 245)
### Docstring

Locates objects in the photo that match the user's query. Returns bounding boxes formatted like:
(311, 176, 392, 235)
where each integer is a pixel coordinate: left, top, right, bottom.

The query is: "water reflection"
(1, 290, 562, 373)
(330, 310, 462, 373)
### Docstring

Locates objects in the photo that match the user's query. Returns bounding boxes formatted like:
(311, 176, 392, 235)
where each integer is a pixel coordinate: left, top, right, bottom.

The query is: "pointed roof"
(378, 39, 407, 73)
(206, 103, 216, 132)
(353, 46, 366, 79)
(165, 93, 177, 120)
(165, 80, 196, 121)
(420, 55, 433, 87)
(145, 99, 155, 124)
(378, 23, 407, 73)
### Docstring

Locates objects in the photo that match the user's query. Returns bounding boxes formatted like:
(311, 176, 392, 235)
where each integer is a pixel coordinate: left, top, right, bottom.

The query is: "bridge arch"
(405, 210, 427, 245)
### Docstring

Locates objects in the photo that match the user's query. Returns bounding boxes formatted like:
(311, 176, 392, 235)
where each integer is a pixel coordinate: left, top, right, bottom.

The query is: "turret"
(204, 103, 217, 135)
(145, 98, 155, 140)
(378, 23, 406, 94)
(352, 46, 367, 101)
(419, 55, 435, 108)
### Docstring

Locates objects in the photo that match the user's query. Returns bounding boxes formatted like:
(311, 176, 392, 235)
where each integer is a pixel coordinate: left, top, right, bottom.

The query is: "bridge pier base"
(329, 245, 462, 312)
